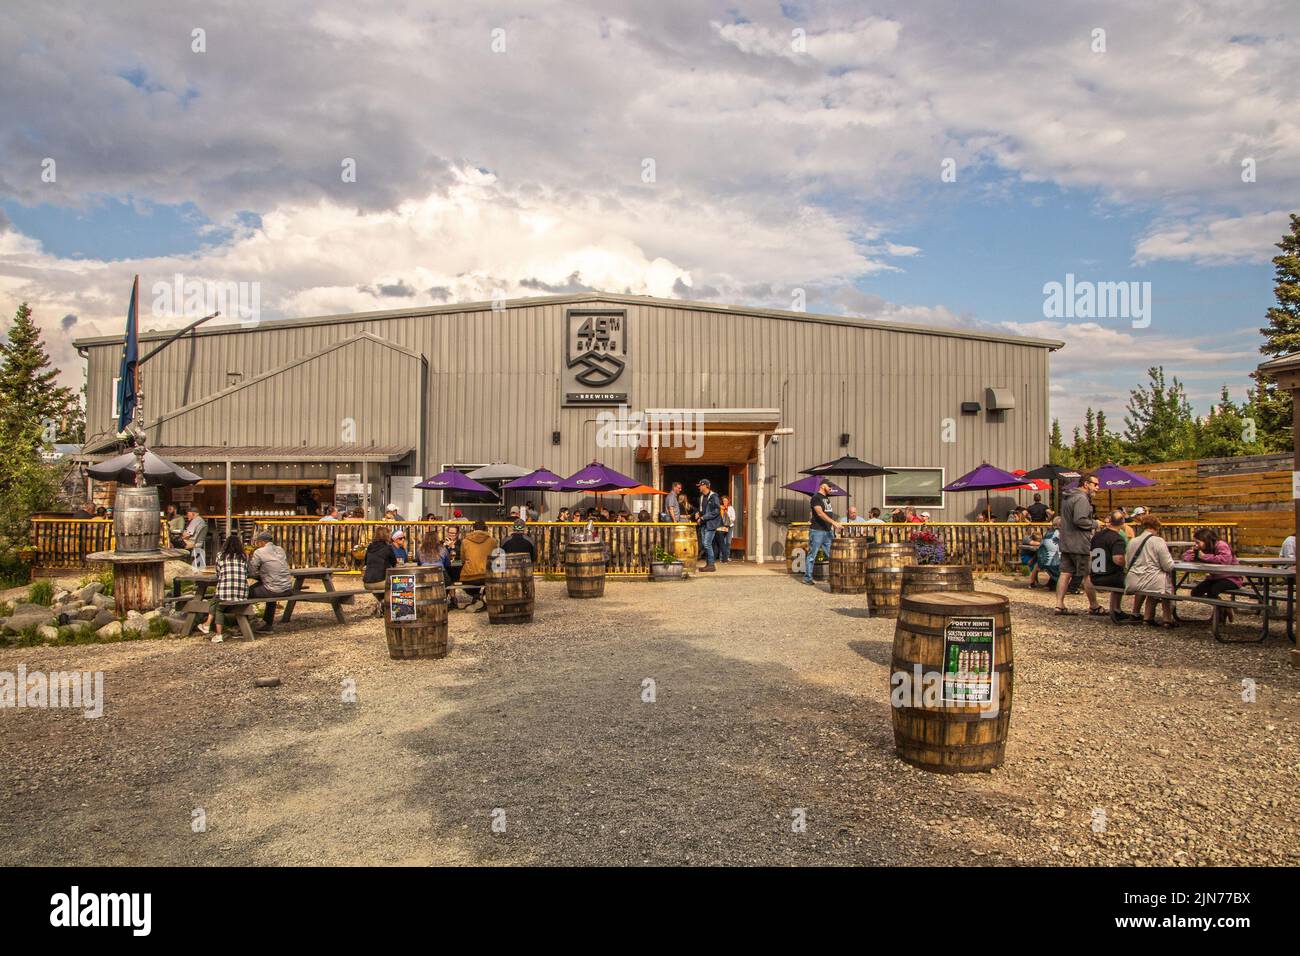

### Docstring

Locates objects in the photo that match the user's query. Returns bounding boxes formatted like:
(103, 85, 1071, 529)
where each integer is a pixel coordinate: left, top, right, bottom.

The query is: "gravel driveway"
(1, 568, 1296, 866)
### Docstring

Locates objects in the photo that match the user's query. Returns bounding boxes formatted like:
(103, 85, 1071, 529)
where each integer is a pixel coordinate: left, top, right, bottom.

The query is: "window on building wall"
(884, 467, 945, 508)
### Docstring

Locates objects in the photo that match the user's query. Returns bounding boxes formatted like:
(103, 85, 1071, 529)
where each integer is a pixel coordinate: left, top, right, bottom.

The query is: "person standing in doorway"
(695, 478, 721, 572)
(715, 494, 736, 563)
(803, 479, 842, 585)
(1056, 472, 1101, 615)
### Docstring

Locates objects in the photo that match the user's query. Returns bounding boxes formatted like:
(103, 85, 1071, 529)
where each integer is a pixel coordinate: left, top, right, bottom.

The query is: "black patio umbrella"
(800, 455, 895, 513)
(87, 449, 202, 489)
(1021, 463, 1082, 513)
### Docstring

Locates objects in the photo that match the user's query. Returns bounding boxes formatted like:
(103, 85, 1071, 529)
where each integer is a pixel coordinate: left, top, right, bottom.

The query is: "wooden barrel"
(565, 540, 606, 598)
(669, 524, 699, 565)
(890, 591, 1014, 773)
(866, 567, 908, 617)
(486, 552, 535, 623)
(828, 536, 867, 593)
(785, 527, 809, 574)
(901, 564, 974, 597)
(114, 486, 163, 554)
(866, 541, 918, 570)
(384, 566, 450, 660)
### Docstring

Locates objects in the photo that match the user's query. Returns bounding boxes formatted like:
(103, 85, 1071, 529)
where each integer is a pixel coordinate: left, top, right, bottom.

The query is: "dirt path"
(1, 570, 1296, 865)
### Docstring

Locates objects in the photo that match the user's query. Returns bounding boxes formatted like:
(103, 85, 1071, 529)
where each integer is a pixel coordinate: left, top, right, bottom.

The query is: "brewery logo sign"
(564, 309, 629, 406)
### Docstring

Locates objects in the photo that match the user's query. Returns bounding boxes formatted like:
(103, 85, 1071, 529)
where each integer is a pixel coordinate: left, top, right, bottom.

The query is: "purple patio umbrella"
(415, 468, 495, 495)
(502, 467, 567, 491)
(782, 475, 848, 497)
(1093, 462, 1156, 509)
(943, 463, 1033, 519)
(558, 460, 639, 493)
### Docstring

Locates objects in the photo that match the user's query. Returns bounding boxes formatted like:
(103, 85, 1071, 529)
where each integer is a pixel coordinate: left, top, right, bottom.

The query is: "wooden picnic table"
(1237, 556, 1295, 567)
(1171, 561, 1295, 643)
(171, 566, 361, 633)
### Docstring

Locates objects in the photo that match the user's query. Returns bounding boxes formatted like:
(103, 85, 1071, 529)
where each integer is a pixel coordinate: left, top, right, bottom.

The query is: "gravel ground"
(0, 567, 1296, 866)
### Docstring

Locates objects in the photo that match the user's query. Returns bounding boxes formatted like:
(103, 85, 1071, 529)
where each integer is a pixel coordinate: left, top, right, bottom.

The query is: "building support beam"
(650, 432, 661, 492)
(755, 434, 767, 564)
(224, 460, 233, 535)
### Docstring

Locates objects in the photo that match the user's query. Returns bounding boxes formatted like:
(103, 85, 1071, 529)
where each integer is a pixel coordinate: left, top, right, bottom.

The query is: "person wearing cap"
(694, 478, 722, 572)
(247, 530, 294, 631)
(501, 518, 537, 562)
(390, 529, 409, 563)
(384, 503, 402, 520)
(804, 479, 843, 585)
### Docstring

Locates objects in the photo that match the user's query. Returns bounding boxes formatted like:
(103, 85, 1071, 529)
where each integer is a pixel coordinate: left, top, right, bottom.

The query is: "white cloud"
(1134, 210, 1293, 264)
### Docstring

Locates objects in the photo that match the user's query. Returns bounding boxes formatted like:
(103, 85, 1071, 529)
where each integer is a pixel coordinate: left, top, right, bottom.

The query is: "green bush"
(27, 580, 54, 606)
(0, 554, 28, 590)
(0, 600, 12, 618)
(79, 569, 114, 597)
(146, 617, 171, 638)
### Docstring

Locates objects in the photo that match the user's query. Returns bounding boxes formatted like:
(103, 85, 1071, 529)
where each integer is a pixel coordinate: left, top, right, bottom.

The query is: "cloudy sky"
(1, 0, 1296, 432)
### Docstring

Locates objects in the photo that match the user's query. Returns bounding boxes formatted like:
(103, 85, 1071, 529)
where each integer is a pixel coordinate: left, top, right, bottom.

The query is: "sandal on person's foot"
(1054, 607, 1075, 616)
(1087, 606, 1106, 616)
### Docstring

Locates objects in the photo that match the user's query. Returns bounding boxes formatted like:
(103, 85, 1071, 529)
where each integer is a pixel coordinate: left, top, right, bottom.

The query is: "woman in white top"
(716, 495, 737, 563)
(1124, 514, 1176, 627)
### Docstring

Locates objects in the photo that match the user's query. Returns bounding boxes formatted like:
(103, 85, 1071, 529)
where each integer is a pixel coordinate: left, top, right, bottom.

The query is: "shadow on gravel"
(830, 606, 872, 619)
(847, 639, 891, 667)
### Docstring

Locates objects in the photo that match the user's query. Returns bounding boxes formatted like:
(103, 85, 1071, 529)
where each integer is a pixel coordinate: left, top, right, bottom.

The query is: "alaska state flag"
(115, 275, 139, 433)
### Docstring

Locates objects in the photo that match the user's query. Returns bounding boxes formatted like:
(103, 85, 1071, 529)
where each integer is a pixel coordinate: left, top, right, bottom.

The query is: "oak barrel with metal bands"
(889, 591, 1013, 773)
(486, 552, 535, 624)
(384, 566, 450, 660)
(828, 536, 867, 593)
(785, 527, 809, 574)
(114, 486, 164, 554)
(565, 540, 606, 598)
(900, 564, 974, 597)
(865, 541, 918, 570)
(669, 524, 699, 566)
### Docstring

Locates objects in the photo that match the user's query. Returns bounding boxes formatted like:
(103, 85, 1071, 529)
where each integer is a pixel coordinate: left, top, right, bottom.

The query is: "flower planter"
(649, 561, 686, 581)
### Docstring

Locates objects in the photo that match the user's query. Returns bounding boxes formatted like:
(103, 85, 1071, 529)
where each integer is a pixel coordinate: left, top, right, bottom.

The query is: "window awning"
(77, 445, 412, 464)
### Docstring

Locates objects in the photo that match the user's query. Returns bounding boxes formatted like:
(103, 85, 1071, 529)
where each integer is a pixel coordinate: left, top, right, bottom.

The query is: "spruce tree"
(0, 302, 79, 444)
(1251, 213, 1300, 450)
(1123, 367, 1198, 462)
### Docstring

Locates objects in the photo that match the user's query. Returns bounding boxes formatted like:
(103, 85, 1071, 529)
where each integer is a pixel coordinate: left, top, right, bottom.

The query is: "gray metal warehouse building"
(75, 292, 1062, 562)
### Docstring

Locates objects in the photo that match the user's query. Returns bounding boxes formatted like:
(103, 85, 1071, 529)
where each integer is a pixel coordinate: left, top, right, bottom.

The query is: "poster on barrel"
(941, 616, 995, 704)
(389, 573, 417, 622)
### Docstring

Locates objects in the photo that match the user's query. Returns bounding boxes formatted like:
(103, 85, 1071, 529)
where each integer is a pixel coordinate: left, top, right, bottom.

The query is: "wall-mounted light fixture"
(960, 401, 981, 415)
(552, 431, 561, 445)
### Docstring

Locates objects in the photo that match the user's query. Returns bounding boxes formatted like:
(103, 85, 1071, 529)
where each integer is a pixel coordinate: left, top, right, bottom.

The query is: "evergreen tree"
(1198, 386, 1266, 459)
(1251, 213, 1300, 451)
(0, 302, 80, 444)
(1048, 418, 1072, 466)
(1123, 366, 1198, 461)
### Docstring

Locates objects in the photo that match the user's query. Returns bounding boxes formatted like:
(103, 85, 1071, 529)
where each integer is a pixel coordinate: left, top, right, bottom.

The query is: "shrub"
(27, 580, 54, 606)
(78, 569, 114, 597)
(146, 617, 171, 638)
(0, 600, 12, 618)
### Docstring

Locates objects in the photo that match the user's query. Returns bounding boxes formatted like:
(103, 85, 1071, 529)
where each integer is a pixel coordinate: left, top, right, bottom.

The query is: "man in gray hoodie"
(248, 531, 295, 631)
(1056, 472, 1101, 615)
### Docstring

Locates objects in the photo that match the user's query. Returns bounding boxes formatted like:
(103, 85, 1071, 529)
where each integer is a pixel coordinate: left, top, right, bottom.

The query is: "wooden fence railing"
(28, 518, 167, 571)
(28, 516, 1241, 575)
(787, 521, 1238, 571)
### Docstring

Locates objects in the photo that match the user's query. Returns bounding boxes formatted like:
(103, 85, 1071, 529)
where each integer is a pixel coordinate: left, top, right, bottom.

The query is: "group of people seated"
(360, 519, 537, 615)
(1024, 510, 1242, 627)
(201, 531, 295, 642)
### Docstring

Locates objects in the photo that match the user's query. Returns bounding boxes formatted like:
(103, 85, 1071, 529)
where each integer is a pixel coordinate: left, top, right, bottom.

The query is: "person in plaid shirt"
(199, 534, 249, 643)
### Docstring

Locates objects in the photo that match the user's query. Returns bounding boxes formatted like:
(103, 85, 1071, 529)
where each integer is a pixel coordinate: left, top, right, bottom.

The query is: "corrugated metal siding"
(83, 299, 1052, 557)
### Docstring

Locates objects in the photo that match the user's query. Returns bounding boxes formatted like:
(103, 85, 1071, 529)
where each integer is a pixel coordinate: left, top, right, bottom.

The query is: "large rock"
(162, 615, 188, 635)
(74, 581, 105, 603)
(37, 625, 60, 642)
(90, 609, 118, 630)
(96, 621, 123, 639)
(1, 608, 57, 634)
(126, 610, 146, 627)
(53, 588, 72, 605)
(75, 605, 98, 621)
(91, 593, 115, 611)
(10, 602, 50, 616)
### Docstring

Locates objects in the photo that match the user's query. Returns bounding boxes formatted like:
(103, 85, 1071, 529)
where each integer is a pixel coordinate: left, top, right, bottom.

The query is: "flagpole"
(130, 275, 147, 488)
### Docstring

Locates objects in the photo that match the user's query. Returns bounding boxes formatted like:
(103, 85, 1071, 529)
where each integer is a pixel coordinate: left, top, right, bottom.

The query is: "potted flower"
(649, 545, 686, 581)
(909, 529, 948, 565)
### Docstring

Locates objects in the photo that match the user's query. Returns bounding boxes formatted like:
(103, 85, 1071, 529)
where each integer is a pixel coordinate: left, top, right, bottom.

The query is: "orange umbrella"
(611, 484, 670, 496)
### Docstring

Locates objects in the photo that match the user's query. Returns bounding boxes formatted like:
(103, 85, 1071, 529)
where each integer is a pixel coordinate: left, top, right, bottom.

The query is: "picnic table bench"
(1092, 561, 1295, 644)
(170, 567, 364, 634)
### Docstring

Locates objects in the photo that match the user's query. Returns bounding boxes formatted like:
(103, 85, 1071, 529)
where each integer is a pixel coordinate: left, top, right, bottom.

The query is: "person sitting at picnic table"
(164, 504, 186, 546)
(865, 507, 885, 524)
(245, 531, 294, 633)
(362, 526, 398, 617)
(1281, 535, 1296, 560)
(500, 518, 537, 562)
(556, 508, 571, 522)
(1035, 520, 1062, 591)
(1125, 514, 1177, 628)
(846, 506, 866, 524)
(415, 529, 441, 566)
(1019, 527, 1040, 579)
(524, 500, 539, 521)
(319, 505, 340, 522)
(1091, 510, 1139, 623)
(180, 506, 208, 561)
(459, 520, 495, 612)
(1027, 493, 1049, 522)
(638, 509, 651, 522)
(1181, 529, 1244, 618)
(197, 534, 249, 642)
(383, 503, 402, 520)
(390, 529, 409, 564)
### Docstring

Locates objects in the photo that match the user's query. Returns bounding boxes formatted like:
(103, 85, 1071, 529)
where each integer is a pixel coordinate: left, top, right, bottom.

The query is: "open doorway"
(662, 464, 729, 513)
